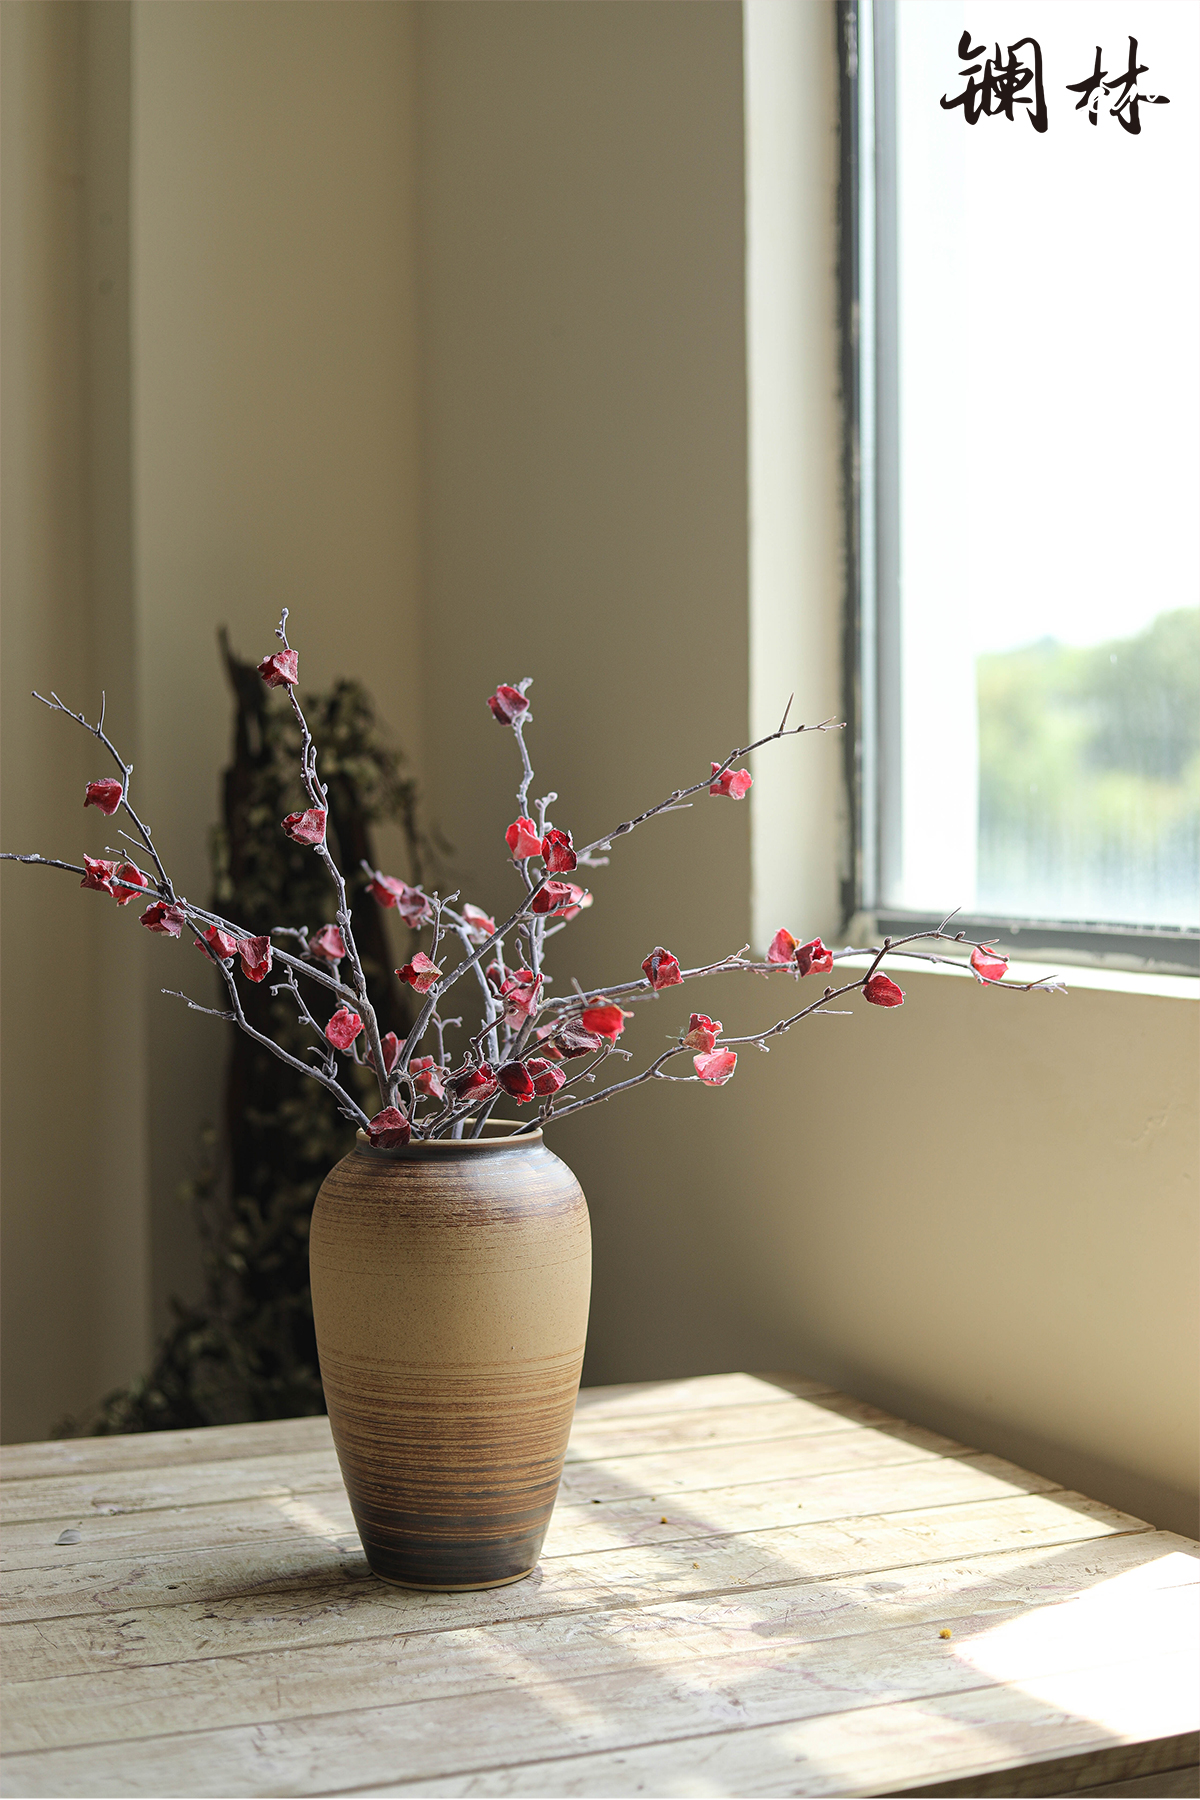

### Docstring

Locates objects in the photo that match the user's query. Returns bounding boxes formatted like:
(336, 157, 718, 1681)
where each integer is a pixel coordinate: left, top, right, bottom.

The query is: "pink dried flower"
(488, 685, 529, 724)
(541, 829, 577, 874)
(505, 817, 542, 860)
(309, 924, 346, 963)
(970, 944, 1009, 982)
(397, 885, 434, 928)
(795, 938, 834, 977)
(581, 1001, 628, 1041)
(693, 1048, 737, 1085)
(282, 807, 326, 846)
(767, 928, 798, 965)
(365, 1031, 404, 1075)
(238, 935, 273, 983)
(366, 1106, 411, 1149)
(642, 946, 683, 991)
(397, 952, 441, 993)
(709, 763, 752, 799)
(682, 1013, 721, 1052)
(558, 882, 593, 922)
(140, 900, 187, 937)
(864, 973, 904, 1007)
(462, 904, 496, 939)
(197, 924, 239, 961)
(112, 864, 149, 906)
(325, 1007, 363, 1050)
(257, 649, 299, 688)
(84, 779, 123, 816)
(410, 1055, 446, 1101)
(553, 1022, 605, 1059)
(527, 1057, 566, 1097)
(497, 1061, 535, 1102)
(80, 855, 118, 895)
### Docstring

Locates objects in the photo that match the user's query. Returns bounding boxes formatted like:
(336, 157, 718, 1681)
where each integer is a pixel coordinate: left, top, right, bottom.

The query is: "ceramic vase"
(309, 1121, 591, 1591)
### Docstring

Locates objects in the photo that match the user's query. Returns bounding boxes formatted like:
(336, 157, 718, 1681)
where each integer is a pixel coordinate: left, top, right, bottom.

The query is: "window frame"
(837, 0, 1199, 977)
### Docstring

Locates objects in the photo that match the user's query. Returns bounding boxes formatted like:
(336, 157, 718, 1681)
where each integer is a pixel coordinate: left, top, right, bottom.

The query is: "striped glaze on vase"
(309, 1121, 591, 1591)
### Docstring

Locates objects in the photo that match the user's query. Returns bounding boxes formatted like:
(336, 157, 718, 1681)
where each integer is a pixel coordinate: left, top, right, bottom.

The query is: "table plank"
(1, 1424, 971, 1572)
(5, 1541, 1195, 1755)
(340, 1666, 1200, 1800)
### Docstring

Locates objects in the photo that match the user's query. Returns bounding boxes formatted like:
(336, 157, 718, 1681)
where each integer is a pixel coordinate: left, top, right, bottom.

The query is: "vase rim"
(354, 1120, 543, 1159)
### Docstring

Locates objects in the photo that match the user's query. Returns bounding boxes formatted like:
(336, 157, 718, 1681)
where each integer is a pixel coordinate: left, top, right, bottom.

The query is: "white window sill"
(834, 945, 1198, 1003)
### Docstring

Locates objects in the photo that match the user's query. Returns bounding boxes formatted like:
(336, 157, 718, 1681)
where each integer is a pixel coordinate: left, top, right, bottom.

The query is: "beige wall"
(3, 0, 1196, 1539)
(2, 0, 422, 1436)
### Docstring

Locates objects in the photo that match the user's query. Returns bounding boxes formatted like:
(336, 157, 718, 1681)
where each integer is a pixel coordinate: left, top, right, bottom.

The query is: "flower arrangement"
(4, 612, 1064, 1146)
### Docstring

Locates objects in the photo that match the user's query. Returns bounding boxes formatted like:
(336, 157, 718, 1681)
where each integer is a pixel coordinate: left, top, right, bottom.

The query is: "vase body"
(309, 1124, 590, 1591)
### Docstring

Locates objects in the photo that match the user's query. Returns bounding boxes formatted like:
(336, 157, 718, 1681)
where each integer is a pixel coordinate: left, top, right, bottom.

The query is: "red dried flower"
(309, 924, 346, 962)
(488, 685, 529, 724)
(694, 1048, 737, 1085)
(767, 928, 798, 965)
(410, 1055, 446, 1101)
(642, 947, 683, 990)
(84, 778, 123, 816)
(112, 864, 149, 906)
(239, 935, 273, 983)
(197, 924, 238, 961)
(366, 1106, 411, 1149)
(282, 807, 326, 846)
(365, 1031, 404, 1075)
(450, 1063, 499, 1105)
(397, 952, 442, 993)
(863, 972, 904, 1007)
(325, 1007, 363, 1050)
(462, 904, 496, 939)
(367, 871, 405, 907)
(140, 900, 187, 937)
(553, 1022, 604, 1059)
(531, 880, 584, 914)
(501, 970, 542, 1026)
(581, 1001, 628, 1040)
(257, 649, 299, 688)
(80, 855, 118, 895)
(497, 1061, 535, 1103)
(541, 829, 577, 874)
(709, 764, 753, 799)
(485, 962, 505, 994)
(796, 938, 834, 977)
(505, 817, 542, 860)
(526, 1057, 566, 1097)
(682, 1013, 721, 1052)
(970, 944, 1009, 983)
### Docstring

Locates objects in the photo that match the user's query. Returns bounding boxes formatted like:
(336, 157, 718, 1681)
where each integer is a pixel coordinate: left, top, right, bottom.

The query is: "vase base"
(371, 1565, 538, 1593)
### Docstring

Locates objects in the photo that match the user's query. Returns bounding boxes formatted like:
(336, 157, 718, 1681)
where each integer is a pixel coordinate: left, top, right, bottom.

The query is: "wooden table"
(2, 1372, 1197, 1798)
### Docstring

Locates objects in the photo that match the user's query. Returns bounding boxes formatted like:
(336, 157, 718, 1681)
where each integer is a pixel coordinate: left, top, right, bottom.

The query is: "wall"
(1, 1, 150, 1440)
(414, 0, 1198, 1538)
(2, 0, 423, 1436)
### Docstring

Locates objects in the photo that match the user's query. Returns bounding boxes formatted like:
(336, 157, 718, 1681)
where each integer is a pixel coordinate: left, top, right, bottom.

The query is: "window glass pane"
(885, 0, 1199, 927)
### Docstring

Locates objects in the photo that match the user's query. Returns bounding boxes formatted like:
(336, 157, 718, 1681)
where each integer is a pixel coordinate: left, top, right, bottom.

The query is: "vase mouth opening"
(355, 1119, 543, 1158)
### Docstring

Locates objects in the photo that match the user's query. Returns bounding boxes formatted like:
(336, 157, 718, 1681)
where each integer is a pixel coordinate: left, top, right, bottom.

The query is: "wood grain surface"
(309, 1130, 591, 1590)
(2, 1371, 1196, 1798)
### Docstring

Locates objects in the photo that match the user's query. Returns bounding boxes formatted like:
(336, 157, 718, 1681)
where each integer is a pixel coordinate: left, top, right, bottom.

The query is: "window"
(842, 0, 1199, 971)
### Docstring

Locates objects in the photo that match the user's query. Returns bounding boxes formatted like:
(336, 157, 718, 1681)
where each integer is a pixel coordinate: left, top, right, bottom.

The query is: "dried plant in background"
(36, 637, 433, 1432)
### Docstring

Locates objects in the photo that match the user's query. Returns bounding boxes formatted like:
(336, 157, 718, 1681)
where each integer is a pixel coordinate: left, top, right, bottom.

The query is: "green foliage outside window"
(977, 608, 1199, 928)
